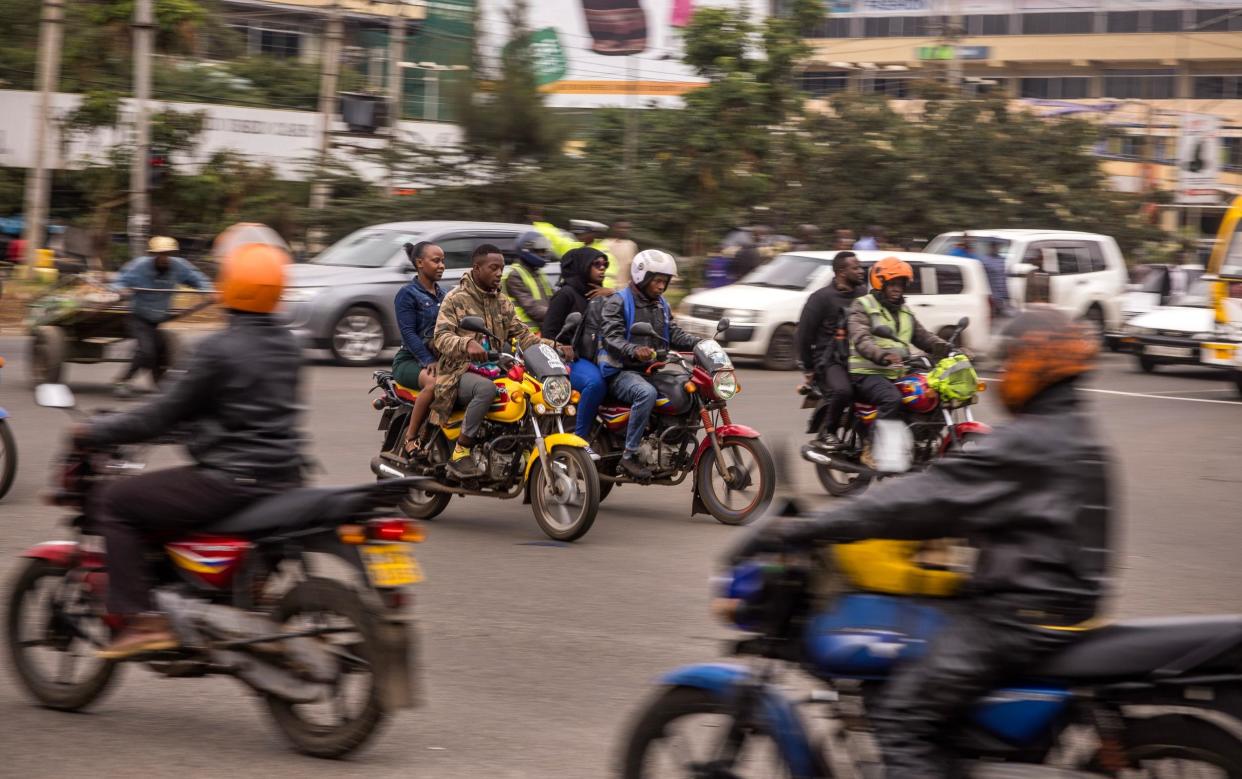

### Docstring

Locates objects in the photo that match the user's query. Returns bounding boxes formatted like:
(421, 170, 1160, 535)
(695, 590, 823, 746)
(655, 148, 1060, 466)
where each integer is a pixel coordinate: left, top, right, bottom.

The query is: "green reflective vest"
(503, 262, 554, 330)
(849, 294, 915, 379)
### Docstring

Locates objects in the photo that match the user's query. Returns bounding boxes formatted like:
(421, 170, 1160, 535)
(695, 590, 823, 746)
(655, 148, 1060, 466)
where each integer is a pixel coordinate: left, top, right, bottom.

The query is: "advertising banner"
(1177, 113, 1222, 205)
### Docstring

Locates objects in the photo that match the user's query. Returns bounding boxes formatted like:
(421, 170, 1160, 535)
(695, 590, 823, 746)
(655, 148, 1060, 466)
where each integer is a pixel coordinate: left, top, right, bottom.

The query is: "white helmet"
(631, 249, 678, 288)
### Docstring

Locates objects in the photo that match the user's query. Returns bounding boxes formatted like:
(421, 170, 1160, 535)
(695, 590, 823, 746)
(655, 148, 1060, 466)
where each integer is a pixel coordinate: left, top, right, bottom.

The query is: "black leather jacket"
(796, 381, 1112, 619)
(599, 285, 700, 372)
(85, 311, 305, 481)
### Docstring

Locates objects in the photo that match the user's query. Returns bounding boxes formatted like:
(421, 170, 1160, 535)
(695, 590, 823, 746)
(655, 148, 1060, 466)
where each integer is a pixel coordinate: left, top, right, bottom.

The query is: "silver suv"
(280, 221, 559, 364)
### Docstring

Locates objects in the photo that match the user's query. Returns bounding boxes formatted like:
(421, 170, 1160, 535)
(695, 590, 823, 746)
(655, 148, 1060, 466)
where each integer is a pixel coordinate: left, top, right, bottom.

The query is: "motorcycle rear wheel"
(5, 559, 119, 711)
(815, 461, 872, 497)
(397, 435, 451, 520)
(1110, 714, 1242, 776)
(622, 686, 793, 779)
(0, 418, 16, 500)
(265, 578, 387, 758)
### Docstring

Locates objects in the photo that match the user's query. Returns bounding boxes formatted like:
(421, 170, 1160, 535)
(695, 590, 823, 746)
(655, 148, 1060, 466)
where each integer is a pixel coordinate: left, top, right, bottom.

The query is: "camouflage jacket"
(429, 271, 545, 426)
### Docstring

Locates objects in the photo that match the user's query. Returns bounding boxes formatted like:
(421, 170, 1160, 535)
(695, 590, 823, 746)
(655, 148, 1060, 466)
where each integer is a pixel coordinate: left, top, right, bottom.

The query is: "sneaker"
(584, 446, 601, 461)
(860, 441, 877, 471)
(113, 381, 135, 400)
(813, 432, 843, 451)
(446, 445, 483, 479)
(619, 453, 652, 481)
(97, 613, 177, 660)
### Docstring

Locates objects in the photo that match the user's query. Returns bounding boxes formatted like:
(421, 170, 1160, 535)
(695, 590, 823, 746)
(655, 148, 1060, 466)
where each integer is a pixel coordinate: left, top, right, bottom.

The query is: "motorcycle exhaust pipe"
(372, 456, 408, 480)
(800, 444, 874, 476)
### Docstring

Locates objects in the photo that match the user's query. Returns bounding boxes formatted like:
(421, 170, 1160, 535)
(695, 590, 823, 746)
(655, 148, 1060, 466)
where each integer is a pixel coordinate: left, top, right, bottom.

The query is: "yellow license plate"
(361, 544, 423, 588)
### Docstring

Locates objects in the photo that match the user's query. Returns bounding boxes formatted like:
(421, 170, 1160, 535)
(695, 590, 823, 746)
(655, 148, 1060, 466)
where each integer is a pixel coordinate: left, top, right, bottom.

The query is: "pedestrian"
(532, 218, 619, 289)
(793, 224, 822, 252)
(854, 226, 884, 251)
(946, 232, 978, 260)
(833, 228, 856, 251)
(602, 218, 638, 290)
(111, 236, 213, 398)
(978, 239, 1012, 321)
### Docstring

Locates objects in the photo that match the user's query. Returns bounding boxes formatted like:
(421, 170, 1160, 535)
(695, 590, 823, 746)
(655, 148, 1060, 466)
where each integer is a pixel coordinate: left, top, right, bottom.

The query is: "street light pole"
(22, 0, 63, 267)
(129, 0, 155, 258)
(309, 0, 343, 251)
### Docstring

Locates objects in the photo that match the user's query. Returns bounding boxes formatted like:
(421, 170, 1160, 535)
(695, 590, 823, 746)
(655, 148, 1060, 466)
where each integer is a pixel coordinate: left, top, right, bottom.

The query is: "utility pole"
(308, 1, 343, 251)
(128, 0, 155, 258)
(624, 55, 637, 180)
(388, 3, 406, 131)
(21, 0, 64, 267)
(947, 0, 963, 95)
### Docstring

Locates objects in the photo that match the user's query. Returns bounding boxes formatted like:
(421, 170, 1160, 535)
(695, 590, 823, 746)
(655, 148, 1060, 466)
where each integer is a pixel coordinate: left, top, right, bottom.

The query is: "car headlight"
(280, 287, 323, 303)
(542, 375, 572, 409)
(725, 308, 760, 323)
(712, 370, 738, 400)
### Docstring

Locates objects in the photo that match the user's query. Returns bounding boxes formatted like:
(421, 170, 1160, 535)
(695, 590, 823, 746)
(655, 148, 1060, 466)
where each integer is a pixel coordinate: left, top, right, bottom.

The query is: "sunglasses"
(591, 259, 608, 269)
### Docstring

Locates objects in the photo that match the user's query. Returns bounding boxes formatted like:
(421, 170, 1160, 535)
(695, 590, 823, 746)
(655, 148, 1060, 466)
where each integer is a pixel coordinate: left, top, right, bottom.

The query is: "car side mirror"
(1008, 262, 1037, 278)
(400, 260, 415, 274)
(630, 322, 656, 337)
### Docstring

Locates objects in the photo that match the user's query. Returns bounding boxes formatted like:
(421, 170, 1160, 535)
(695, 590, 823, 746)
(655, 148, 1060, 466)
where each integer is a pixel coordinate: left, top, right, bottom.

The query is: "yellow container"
(833, 539, 963, 597)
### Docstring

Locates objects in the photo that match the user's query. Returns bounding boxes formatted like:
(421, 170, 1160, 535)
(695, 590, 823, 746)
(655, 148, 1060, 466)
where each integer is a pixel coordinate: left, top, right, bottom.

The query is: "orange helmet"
(217, 243, 289, 313)
(869, 257, 914, 290)
(997, 309, 1097, 413)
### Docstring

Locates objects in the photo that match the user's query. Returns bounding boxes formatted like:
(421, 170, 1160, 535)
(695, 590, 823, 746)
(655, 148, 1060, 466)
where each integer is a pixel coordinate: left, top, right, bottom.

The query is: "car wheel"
(1136, 354, 1158, 374)
(1080, 305, 1106, 343)
(763, 324, 796, 371)
(1233, 370, 1242, 400)
(330, 307, 386, 365)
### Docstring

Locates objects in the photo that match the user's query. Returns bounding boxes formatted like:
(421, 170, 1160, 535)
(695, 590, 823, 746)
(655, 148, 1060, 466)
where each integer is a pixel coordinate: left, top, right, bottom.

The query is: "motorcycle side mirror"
(872, 325, 897, 341)
(956, 316, 970, 332)
(35, 383, 75, 409)
(460, 316, 490, 336)
(630, 321, 656, 337)
(555, 312, 582, 344)
(715, 317, 731, 334)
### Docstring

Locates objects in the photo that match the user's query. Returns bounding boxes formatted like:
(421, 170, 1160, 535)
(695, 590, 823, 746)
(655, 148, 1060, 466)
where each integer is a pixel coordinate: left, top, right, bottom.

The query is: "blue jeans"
(568, 358, 605, 439)
(607, 370, 658, 453)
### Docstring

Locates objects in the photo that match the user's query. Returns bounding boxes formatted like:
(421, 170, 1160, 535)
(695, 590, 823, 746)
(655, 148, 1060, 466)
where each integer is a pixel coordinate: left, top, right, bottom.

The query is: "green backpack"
(927, 354, 979, 403)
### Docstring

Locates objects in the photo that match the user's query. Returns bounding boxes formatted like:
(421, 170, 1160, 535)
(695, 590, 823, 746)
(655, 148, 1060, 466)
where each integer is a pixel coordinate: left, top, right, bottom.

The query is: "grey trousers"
(457, 371, 498, 440)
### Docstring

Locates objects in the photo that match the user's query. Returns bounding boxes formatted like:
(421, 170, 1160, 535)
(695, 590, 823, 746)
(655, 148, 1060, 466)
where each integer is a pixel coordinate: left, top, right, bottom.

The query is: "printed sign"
(1176, 113, 1221, 205)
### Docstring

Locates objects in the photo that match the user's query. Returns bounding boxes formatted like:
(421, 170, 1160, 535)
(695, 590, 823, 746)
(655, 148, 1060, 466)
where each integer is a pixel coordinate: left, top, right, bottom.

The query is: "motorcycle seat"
(598, 403, 632, 416)
(1029, 614, 1242, 680)
(203, 479, 424, 536)
(394, 384, 418, 403)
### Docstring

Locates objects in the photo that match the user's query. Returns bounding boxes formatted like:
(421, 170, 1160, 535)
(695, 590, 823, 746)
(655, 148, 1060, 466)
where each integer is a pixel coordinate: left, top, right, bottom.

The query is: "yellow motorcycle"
(371, 315, 600, 542)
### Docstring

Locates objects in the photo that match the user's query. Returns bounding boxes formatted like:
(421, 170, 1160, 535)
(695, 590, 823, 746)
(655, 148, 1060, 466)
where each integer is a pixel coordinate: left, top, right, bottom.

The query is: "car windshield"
(925, 234, 1012, 260)
(739, 254, 829, 290)
(311, 229, 418, 268)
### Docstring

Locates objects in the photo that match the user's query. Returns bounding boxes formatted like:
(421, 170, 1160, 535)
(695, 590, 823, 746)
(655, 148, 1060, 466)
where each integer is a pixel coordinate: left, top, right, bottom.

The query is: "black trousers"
(852, 373, 903, 420)
(92, 466, 286, 615)
(121, 315, 165, 383)
(871, 605, 1078, 778)
(818, 363, 854, 435)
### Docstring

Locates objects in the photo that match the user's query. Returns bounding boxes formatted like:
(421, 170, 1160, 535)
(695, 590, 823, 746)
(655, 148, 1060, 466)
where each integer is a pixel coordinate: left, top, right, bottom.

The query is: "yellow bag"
(833, 539, 963, 597)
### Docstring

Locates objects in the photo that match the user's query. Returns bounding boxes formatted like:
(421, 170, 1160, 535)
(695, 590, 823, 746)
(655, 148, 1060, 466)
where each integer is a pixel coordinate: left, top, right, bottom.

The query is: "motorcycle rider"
(598, 249, 702, 480)
(391, 241, 447, 458)
(847, 257, 951, 446)
(75, 242, 303, 660)
(794, 251, 866, 449)
(543, 246, 610, 455)
(502, 230, 556, 334)
(431, 244, 574, 479)
(749, 308, 1111, 779)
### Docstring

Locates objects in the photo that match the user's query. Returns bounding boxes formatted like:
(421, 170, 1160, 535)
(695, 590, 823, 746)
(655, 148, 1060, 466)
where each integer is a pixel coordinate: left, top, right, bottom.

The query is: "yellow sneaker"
(447, 444, 482, 478)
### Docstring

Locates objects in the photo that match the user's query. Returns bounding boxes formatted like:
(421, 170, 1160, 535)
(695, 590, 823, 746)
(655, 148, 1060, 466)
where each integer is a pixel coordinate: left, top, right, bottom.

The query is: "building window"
(1224, 138, 1242, 172)
(810, 17, 854, 38)
(799, 71, 851, 98)
(258, 29, 302, 58)
(862, 16, 931, 37)
(1151, 137, 1172, 163)
(1107, 11, 1139, 33)
(1019, 77, 1090, 100)
(1102, 70, 1175, 99)
(1194, 9, 1242, 32)
(1194, 75, 1242, 99)
(868, 77, 913, 98)
(964, 14, 1010, 35)
(966, 77, 1008, 96)
(1021, 12, 1094, 34)
(1106, 134, 1146, 160)
(1150, 10, 1183, 32)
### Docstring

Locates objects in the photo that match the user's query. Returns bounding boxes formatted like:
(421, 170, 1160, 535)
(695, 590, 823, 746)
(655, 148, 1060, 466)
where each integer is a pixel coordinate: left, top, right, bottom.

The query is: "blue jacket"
(113, 255, 212, 323)
(394, 278, 446, 366)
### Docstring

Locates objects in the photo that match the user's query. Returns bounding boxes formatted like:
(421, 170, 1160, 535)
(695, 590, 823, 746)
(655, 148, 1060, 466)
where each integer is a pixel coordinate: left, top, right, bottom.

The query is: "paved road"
(0, 334, 1239, 777)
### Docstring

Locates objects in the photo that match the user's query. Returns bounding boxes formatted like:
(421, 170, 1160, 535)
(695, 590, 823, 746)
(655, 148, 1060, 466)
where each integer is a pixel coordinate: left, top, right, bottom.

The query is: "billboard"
(1177, 113, 1222, 205)
(479, 0, 768, 108)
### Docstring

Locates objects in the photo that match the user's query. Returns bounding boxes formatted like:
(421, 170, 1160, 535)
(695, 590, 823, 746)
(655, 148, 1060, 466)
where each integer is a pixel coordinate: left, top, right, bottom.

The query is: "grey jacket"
(85, 312, 305, 481)
(847, 292, 949, 367)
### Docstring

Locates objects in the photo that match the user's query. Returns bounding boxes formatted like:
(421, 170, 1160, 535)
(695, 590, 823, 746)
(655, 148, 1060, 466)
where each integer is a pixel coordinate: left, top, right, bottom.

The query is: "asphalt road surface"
(0, 334, 1239, 778)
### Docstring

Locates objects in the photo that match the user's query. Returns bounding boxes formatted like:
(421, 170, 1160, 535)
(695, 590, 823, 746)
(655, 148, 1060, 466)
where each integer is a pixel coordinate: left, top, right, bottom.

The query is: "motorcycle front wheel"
(265, 578, 387, 758)
(5, 559, 119, 711)
(695, 437, 776, 525)
(622, 686, 793, 779)
(530, 446, 600, 542)
(0, 418, 15, 500)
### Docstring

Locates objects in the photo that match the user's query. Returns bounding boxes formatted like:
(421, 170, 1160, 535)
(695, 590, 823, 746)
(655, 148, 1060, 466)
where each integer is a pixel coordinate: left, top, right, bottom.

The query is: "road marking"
(978, 378, 1241, 405)
(1143, 387, 1238, 395)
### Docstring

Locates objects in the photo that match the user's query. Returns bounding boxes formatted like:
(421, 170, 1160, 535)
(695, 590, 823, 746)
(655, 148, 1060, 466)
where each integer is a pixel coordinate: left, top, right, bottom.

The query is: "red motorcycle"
(6, 384, 426, 758)
(589, 319, 776, 525)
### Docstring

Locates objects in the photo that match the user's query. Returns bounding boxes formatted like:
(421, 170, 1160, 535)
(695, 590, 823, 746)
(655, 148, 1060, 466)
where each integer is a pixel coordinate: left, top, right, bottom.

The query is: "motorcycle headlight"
(542, 375, 572, 409)
(712, 370, 738, 400)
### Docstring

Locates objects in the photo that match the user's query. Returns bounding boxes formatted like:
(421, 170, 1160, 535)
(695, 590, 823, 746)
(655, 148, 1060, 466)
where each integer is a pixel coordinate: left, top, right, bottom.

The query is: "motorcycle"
(370, 314, 600, 542)
(7, 384, 425, 758)
(621, 498, 1242, 778)
(0, 355, 15, 500)
(800, 316, 990, 497)
(587, 318, 775, 526)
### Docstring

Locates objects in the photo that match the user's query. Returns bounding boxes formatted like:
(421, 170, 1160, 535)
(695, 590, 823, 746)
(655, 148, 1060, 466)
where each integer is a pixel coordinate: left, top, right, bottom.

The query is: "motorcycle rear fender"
(939, 420, 994, 455)
(658, 663, 823, 779)
(691, 423, 762, 466)
(20, 540, 80, 568)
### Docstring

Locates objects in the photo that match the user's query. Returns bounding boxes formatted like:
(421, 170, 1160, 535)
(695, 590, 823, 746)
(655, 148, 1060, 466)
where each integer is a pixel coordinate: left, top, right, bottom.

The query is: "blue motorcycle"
(621, 500, 1242, 777)
(0, 355, 14, 500)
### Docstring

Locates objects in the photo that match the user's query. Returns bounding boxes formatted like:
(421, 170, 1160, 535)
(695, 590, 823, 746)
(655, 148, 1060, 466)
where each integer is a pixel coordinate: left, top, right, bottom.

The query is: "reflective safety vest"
(503, 262, 554, 330)
(848, 294, 914, 379)
(532, 221, 618, 289)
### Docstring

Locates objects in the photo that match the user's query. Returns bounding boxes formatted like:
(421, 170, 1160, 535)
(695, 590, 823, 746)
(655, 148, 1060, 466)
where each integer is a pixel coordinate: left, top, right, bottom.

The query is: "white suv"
(677, 251, 993, 370)
(926, 230, 1128, 336)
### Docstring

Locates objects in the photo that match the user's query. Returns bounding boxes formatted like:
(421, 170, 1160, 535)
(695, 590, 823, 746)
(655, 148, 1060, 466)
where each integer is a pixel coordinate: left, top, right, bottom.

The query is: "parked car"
(280, 221, 559, 365)
(1106, 264, 1205, 352)
(925, 230, 1128, 339)
(676, 251, 993, 370)
(1123, 270, 1228, 374)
